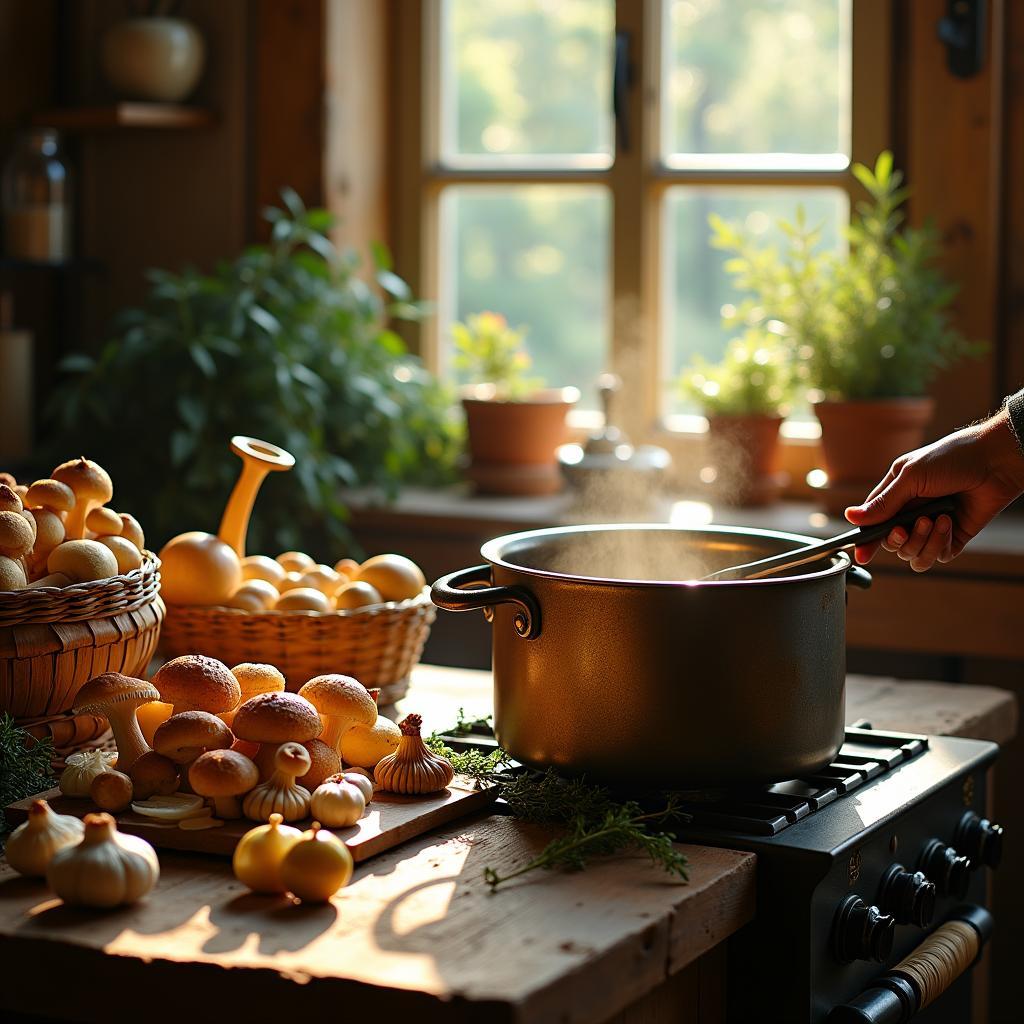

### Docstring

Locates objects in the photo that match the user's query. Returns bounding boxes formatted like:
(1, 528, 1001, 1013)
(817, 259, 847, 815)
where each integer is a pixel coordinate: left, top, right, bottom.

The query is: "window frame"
(391, 0, 895, 493)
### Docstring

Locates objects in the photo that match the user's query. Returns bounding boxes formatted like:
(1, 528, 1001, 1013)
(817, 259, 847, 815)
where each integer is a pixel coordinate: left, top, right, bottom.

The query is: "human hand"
(845, 407, 1024, 571)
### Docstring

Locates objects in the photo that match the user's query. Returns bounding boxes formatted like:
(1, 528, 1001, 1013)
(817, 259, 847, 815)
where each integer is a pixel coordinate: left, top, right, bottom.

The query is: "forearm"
(981, 401, 1024, 497)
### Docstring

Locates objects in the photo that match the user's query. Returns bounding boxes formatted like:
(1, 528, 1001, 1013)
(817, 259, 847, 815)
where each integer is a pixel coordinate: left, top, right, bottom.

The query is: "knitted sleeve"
(1005, 389, 1024, 458)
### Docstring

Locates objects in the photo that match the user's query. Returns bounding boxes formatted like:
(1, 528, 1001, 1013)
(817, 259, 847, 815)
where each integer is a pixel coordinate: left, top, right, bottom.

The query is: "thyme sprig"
(427, 714, 689, 891)
(0, 714, 56, 840)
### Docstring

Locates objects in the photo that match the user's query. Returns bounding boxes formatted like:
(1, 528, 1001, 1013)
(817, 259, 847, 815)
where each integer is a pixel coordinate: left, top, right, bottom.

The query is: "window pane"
(440, 0, 614, 166)
(663, 187, 848, 416)
(439, 186, 610, 407)
(663, 0, 851, 166)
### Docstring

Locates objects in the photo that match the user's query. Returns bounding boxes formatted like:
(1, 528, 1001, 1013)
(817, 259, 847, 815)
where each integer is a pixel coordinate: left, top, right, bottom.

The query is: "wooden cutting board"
(4, 776, 495, 862)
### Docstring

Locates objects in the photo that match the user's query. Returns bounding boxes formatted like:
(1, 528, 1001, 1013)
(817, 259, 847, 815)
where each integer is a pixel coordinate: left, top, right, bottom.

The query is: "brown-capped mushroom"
(25, 572, 71, 589)
(96, 536, 143, 574)
(221, 662, 285, 728)
(189, 749, 259, 818)
(0, 556, 27, 591)
(152, 654, 241, 716)
(0, 509, 34, 561)
(25, 507, 65, 576)
(300, 737, 341, 791)
(0, 472, 17, 490)
(231, 691, 322, 780)
(24, 478, 75, 517)
(73, 673, 160, 771)
(153, 711, 233, 791)
(118, 513, 145, 550)
(51, 458, 113, 541)
(86, 506, 123, 537)
(298, 674, 377, 756)
(127, 750, 180, 799)
(47, 539, 119, 583)
(0, 484, 21, 514)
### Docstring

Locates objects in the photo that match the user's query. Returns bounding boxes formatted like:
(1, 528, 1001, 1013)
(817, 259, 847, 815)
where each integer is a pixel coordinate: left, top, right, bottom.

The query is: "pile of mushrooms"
(0, 459, 147, 592)
(58, 655, 452, 830)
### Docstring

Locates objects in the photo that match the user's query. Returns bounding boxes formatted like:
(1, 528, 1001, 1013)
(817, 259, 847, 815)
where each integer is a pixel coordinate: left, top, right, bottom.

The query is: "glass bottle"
(2, 128, 72, 262)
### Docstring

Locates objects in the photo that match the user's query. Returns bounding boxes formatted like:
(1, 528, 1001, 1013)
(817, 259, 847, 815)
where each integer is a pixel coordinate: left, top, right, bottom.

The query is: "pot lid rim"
(479, 522, 854, 587)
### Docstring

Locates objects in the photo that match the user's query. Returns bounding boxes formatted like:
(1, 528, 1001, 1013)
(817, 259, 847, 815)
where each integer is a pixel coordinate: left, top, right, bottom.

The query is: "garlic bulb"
(47, 812, 160, 907)
(60, 749, 117, 797)
(5, 799, 85, 877)
(373, 715, 454, 795)
(309, 778, 366, 827)
(242, 742, 312, 823)
(233, 813, 303, 893)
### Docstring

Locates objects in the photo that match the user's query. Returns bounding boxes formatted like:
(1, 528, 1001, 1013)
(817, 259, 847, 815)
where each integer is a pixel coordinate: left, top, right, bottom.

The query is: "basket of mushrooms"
(156, 435, 434, 704)
(0, 459, 163, 724)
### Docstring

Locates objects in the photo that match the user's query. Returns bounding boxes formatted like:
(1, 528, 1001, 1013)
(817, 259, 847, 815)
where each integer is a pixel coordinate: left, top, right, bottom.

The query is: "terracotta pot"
(463, 387, 579, 496)
(814, 398, 935, 514)
(102, 17, 205, 103)
(703, 414, 786, 507)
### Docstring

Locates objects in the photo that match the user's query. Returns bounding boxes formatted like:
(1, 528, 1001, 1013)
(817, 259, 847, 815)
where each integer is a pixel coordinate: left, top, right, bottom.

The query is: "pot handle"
(847, 565, 872, 589)
(431, 565, 542, 640)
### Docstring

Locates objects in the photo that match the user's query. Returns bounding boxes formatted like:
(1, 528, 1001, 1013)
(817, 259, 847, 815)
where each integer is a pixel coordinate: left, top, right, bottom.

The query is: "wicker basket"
(0, 553, 165, 720)
(158, 590, 436, 703)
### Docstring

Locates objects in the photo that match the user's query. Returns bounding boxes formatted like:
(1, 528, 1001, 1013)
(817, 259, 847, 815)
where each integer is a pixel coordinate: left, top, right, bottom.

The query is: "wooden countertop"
(0, 665, 1014, 1024)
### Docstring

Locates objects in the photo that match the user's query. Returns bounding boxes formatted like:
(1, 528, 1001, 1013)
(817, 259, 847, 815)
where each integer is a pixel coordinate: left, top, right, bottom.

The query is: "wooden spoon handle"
(217, 436, 296, 557)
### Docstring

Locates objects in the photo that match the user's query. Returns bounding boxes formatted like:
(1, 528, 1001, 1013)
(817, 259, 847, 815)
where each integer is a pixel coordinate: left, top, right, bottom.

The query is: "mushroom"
(152, 654, 242, 716)
(300, 738, 341, 791)
(24, 479, 76, 517)
(47, 539, 119, 583)
(189, 749, 259, 819)
(73, 673, 160, 771)
(0, 556, 27, 591)
(127, 751, 180, 799)
(298, 674, 377, 757)
(51, 458, 113, 540)
(86, 506, 123, 537)
(26, 572, 71, 589)
(225, 579, 279, 611)
(232, 691, 322, 780)
(0, 483, 22, 514)
(0, 509, 34, 561)
(118, 514, 145, 550)
(25, 507, 65, 576)
(221, 663, 285, 728)
(96, 536, 143, 574)
(240, 554, 286, 588)
(274, 587, 332, 612)
(0, 472, 17, 489)
(153, 711, 233, 791)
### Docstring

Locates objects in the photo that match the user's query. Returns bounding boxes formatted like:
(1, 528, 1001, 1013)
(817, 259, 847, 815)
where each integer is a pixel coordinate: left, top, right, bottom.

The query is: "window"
(395, 0, 891, 444)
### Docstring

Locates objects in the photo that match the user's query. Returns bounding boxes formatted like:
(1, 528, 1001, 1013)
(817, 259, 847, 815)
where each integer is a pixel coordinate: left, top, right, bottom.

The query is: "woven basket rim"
(168, 586, 433, 620)
(0, 550, 160, 603)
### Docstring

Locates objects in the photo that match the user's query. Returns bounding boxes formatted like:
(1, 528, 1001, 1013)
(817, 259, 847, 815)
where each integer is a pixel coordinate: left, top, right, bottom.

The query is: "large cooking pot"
(431, 524, 872, 788)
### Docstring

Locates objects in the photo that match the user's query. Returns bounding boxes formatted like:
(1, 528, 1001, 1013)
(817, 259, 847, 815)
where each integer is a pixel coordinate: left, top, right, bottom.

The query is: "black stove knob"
(833, 894, 896, 964)
(879, 864, 936, 927)
(919, 839, 972, 898)
(955, 811, 1004, 869)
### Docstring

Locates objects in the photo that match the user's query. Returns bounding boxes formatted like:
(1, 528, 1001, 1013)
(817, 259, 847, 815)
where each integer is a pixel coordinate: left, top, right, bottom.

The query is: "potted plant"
(453, 312, 579, 495)
(45, 189, 461, 554)
(679, 330, 791, 506)
(710, 151, 981, 513)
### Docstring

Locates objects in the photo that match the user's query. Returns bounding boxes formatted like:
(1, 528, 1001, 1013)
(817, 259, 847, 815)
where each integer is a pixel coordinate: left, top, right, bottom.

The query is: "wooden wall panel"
(900, 0, 1005, 435)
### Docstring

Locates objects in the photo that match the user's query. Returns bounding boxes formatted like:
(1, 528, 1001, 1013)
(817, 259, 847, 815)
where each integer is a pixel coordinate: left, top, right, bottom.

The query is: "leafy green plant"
(710, 151, 981, 401)
(679, 330, 791, 416)
(451, 311, 543, 399)
(45, 190, 462, 555)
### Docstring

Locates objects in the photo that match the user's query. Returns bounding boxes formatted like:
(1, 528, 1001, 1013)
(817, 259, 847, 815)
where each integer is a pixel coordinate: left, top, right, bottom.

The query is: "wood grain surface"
(4, 777, 495, 862)
(0, 814, 755, 1024)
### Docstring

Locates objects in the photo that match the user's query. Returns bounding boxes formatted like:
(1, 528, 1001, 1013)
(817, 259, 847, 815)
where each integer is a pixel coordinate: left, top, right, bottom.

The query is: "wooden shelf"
(33, 103, 215, 131)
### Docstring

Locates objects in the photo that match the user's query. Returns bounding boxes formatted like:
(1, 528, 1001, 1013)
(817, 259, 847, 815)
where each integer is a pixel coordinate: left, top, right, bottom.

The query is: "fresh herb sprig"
(427, 718, 689, 891)
(0, 715, 56, 836)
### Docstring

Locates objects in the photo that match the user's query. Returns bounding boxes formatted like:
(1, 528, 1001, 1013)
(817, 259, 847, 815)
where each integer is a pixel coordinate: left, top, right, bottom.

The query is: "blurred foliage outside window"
(436, 0, 851, 417)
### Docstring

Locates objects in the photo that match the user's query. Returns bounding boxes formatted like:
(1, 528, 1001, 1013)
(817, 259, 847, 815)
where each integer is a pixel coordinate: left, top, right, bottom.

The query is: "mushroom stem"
(107, 708, 151, 771)
(63, 500, 94, 543)
(319, 716, 346, 754)
(253, 743, 279, 781)
(213, 794, 242, 819)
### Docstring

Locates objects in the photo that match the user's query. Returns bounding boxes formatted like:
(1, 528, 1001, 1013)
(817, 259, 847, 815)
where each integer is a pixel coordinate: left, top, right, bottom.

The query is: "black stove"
(447, 723, 1003, 1024)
